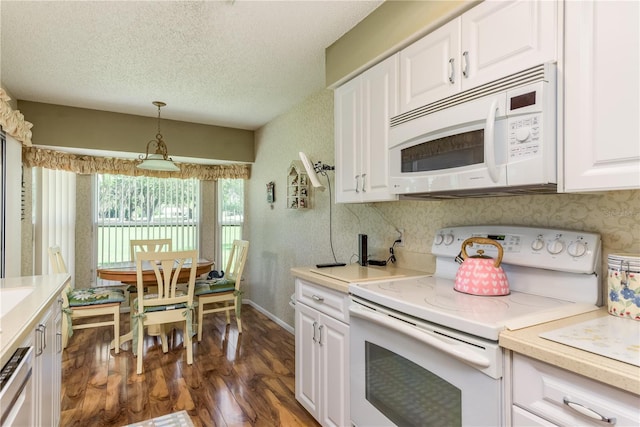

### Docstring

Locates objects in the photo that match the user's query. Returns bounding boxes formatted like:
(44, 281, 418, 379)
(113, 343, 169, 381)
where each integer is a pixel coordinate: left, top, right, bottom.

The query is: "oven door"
(349, 299, 504, 427)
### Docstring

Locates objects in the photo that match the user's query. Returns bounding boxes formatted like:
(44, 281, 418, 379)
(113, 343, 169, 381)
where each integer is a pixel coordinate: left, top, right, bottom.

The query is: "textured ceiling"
(0, 0, 382, 131)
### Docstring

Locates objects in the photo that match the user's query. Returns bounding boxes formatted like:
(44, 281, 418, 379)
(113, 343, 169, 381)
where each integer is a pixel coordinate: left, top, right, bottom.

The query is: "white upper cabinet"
(399, 0, 558, 114)
(563, 0, 640, 192)
(399, 18, 460, 113)
(460, 0, 557, 91)
(335, 54, 399, 203)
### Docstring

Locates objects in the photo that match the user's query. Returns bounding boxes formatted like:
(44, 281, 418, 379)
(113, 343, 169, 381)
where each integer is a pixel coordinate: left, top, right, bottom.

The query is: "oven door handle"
(349, 304, 491, 369)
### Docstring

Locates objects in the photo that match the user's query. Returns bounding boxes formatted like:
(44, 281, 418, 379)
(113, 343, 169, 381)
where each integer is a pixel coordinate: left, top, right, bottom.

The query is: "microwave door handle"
(485, 99, 500, 183)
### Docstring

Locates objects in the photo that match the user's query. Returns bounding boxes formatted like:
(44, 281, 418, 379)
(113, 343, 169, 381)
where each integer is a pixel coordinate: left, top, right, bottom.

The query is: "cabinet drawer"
(295, 279, 349, 323)
(512, 354, 640, 426)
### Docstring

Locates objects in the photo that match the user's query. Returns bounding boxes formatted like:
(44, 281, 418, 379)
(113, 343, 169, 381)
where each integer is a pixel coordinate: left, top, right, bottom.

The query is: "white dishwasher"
(0, 347, 34, 426)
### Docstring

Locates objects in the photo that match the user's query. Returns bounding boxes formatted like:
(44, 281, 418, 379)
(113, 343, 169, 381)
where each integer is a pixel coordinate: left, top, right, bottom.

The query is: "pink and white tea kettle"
(454, 237, 510, 296)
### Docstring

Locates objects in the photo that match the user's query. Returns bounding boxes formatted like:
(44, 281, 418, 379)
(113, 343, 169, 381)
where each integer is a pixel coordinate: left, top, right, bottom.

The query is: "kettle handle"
(460, 237, 504, 268)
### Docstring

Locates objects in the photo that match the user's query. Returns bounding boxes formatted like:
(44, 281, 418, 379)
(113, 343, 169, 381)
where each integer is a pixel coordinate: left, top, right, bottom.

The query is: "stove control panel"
(432, 225, 601, 274)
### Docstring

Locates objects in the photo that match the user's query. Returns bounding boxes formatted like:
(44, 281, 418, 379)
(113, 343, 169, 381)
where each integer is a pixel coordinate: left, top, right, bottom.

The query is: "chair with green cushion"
(126, 238, 172, 306)
(132, 249, 198, 375)
(195, 240, 249, 340)
(48, 246, 125, 353)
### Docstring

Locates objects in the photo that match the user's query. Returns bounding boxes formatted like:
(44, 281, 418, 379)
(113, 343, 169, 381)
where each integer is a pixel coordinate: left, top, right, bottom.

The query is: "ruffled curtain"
(22, 146, 251, 180)
(0, 88, 33, 146)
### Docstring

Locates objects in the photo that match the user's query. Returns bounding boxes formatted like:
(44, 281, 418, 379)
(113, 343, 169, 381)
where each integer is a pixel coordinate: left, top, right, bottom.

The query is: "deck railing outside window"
(218, 179, 244, 269)
(94, 174, 200, 266)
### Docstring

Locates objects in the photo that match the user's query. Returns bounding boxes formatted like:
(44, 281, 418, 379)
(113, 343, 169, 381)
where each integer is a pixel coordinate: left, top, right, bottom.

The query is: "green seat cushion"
(68, 287, 125, 307)
(195, 278, 236, 296)
(133, 291, 188, 312)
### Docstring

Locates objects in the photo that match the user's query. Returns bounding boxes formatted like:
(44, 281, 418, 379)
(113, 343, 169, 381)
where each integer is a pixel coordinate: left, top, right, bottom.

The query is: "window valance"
(0, 88, 33, 146)
(22, 146, 251, 180)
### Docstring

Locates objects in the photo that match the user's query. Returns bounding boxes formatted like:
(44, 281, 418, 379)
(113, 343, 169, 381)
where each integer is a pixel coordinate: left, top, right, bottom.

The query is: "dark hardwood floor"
(60, 305, 320, 427)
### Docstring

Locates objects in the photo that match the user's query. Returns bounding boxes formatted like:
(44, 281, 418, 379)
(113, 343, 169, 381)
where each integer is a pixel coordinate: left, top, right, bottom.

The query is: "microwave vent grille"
(391, 63, 551, 128)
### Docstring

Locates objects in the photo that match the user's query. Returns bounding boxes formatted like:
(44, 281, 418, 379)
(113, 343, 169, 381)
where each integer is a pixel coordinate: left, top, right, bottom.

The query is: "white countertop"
(500, 309, 640, 396)
(0, 274, 70, 368)
(291, 264, 429, 293)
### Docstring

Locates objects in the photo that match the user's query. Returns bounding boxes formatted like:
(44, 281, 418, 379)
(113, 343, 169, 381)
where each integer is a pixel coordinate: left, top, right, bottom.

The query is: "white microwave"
(389, 63, 557, 199)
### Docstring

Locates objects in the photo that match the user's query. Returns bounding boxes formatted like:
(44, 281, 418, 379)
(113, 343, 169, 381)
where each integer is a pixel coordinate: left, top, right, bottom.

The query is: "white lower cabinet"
(32, 297, 63, 427)
(295, 279, 349, 427)
(511, 354, 640, 426)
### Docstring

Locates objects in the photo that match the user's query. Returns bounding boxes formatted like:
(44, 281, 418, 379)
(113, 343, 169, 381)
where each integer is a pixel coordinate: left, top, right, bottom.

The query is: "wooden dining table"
(97, 258, 214, 351)
(97, 258, 214, 285)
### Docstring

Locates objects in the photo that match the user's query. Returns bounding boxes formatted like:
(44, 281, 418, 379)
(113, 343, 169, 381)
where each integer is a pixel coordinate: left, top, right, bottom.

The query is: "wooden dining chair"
(48, 246, 125, 353)
(132, 249, 198, 375)
(195, 240, 249, 340)
(126, 238, 172, 306)
(129, 238, 172, 260)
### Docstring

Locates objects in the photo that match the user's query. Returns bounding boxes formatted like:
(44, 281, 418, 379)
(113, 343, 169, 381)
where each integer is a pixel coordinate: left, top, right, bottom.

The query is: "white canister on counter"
(607, 253, 640, 320)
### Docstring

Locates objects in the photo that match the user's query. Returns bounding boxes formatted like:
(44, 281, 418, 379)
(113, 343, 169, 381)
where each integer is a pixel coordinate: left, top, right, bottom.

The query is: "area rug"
(124, 410, 195, 427)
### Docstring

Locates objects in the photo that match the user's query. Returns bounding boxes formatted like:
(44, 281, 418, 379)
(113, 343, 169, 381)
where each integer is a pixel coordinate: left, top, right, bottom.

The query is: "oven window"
(365, 342, 462, 427)
(401, 129, 484, 173)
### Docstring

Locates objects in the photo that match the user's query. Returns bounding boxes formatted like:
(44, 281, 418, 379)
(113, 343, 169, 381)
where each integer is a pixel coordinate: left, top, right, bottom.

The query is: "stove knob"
(568, 240, 588, 257)
(531, 236, 545, 251)
(434, 234, 444, 245)
(443, 233, 455, 245)
(547, 238, 565, 255)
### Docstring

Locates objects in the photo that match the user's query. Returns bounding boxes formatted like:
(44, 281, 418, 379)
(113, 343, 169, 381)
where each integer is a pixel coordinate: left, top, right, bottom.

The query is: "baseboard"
(244, 299, 294, 335)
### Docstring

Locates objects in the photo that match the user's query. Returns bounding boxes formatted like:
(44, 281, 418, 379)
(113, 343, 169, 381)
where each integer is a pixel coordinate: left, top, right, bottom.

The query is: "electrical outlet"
(397, 228, 405, 247)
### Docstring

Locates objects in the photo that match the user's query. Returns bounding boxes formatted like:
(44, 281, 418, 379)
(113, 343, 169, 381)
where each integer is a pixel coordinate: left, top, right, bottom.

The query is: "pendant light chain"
(137, 101, 179, 172)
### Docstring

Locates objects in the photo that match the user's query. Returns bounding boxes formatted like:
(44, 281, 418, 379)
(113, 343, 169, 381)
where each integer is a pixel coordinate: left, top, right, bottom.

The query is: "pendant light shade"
(137, 101, 180, 172)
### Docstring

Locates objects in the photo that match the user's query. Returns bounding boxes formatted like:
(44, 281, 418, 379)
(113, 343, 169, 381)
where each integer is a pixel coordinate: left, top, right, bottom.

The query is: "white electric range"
(348, 225, 602, 427)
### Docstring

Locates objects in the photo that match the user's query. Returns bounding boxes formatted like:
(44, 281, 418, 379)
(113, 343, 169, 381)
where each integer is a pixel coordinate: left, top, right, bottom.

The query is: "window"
(218, 179, 244, 269)
(94, 174, 200, 265)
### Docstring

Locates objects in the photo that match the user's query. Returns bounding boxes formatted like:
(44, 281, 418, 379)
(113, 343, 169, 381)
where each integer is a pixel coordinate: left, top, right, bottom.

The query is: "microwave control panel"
(507, 113, 542, 160)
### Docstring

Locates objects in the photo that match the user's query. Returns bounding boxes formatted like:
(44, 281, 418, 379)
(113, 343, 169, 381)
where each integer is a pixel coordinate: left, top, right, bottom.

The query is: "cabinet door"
(512, 406, 558, 426)
(335, 77, 362, 203)
(295, 302, 320, 419)
(52, 300, 63, 427)
(461, 0, 557, 91)
(399, 18, 460, 113)
(564, 0, 640, 192)
(34, 306, 56, 427)
(361, 54, 399, 202)
(319, 313, 349, 427)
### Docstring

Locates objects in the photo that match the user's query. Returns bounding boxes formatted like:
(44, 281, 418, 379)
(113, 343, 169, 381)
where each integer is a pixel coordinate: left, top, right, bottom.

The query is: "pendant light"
(137, 101, 180, 172)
